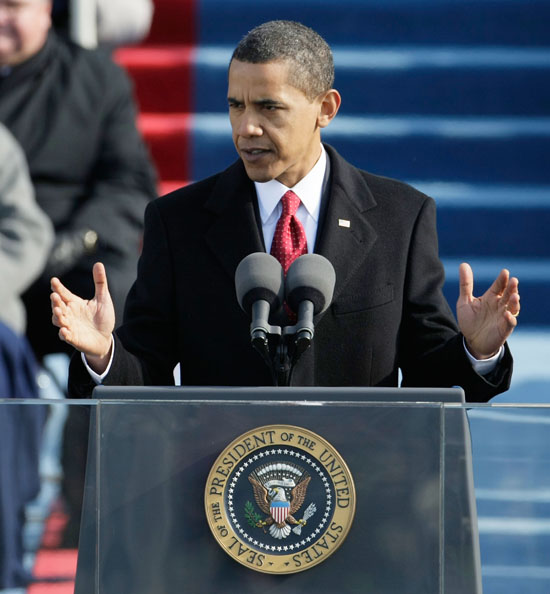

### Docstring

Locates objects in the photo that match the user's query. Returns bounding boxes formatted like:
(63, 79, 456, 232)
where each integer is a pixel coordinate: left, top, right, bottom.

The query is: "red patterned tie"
(270, 190, 308, 275)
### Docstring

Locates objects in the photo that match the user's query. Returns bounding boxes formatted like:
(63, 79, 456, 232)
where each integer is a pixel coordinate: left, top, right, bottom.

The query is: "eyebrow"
(227, 97, 284, 108)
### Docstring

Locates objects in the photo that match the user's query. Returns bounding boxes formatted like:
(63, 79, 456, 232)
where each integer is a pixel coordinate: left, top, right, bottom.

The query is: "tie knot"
(281, 190, 301, 217)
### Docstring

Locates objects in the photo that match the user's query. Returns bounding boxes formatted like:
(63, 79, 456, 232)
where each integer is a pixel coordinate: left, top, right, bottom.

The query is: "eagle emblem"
(248, 462, 314, 539)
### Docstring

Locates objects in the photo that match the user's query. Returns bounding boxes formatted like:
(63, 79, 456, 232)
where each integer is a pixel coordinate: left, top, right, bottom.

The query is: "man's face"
(228, 59, 326, 188)
(0, 0, 51, 66)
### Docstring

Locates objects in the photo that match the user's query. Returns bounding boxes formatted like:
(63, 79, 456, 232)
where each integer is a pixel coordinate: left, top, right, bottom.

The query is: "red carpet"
(28, 550, 77, 594)
(115, 46, 195, 113)
(115, 0, 196, 191)
(27, 500, 77, 593)
(137, 113, 192, 182)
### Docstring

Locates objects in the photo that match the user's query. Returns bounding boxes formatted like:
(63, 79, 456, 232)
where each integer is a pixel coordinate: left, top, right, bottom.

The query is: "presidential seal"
(204, 424, 356, 574)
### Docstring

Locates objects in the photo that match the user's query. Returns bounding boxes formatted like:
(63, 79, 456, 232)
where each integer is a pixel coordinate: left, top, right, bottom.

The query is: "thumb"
(458, 262, 474, 304)
(92, 262, 110, 302)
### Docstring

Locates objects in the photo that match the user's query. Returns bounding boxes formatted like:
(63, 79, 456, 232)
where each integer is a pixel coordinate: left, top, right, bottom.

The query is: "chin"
(243, 166, 276, 184)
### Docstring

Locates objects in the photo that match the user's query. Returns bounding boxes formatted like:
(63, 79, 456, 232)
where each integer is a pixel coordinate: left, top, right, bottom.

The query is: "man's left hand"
(457, 262, 520, 360)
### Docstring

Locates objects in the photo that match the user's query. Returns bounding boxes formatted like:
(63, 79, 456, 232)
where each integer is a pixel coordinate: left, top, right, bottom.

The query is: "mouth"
(239, 147, 272, 162)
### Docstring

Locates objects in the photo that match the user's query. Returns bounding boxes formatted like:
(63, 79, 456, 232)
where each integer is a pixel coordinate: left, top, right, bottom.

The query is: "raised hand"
(457, 262, 520, 360)
(51, 262, 115, 373)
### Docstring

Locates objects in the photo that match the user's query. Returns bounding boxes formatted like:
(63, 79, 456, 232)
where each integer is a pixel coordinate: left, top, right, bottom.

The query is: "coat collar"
(203, 145, 379, 308)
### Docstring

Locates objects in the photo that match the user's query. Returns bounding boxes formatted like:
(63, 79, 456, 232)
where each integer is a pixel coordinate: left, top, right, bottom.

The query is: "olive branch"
(244, 501, 263, 528)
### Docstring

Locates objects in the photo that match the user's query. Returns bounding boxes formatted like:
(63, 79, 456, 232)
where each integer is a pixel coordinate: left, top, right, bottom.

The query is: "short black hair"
(230, 20, 334, 100)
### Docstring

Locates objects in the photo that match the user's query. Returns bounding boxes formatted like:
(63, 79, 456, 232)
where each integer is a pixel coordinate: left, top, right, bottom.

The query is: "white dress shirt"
(255, 144, 327, 254)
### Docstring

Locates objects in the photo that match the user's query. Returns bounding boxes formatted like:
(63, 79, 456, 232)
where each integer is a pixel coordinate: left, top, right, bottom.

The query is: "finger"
(500, 274, 519, 302)
(51, 306, 62, 328)
(503, 279, 520, 317)
(508, 275, 519, 296)
(458, 262, 474, 303)
(504, 307, 519, 328)
(487, 268, 510, 298)
(50, 276, 76, 303)
(58, 327, 72, 344)
(92, 262, 109, 301)
(51, 301, 69, 324)
(50, 291, 66, 311)
(51, 295, 70, 326)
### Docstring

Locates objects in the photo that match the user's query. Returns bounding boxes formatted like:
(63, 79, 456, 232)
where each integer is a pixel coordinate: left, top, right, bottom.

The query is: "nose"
(237, 109, 262, 137)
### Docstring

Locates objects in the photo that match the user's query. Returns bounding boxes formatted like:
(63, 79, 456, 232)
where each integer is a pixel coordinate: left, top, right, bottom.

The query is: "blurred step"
(442, 258, 550, 326)
(478, 531, 550, 566)
(115, 46, 195, 113)
(438, 206, 549, 257)
(482, 568, 550, 594)
(183, 113, 550, 183)
(409, 183, 550, 258)
(138, 113, 191, 181)
(192, 46, 550, 116)
(197, 0, 550, 46)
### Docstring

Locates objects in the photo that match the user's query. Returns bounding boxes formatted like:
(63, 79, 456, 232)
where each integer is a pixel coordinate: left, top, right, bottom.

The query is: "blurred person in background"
(0, 0, 157, 547)
(51, 0, 154, 48)
(0, 0, 157, 358)
(0, 122, 53, 590)
(0, 123, 53, 338)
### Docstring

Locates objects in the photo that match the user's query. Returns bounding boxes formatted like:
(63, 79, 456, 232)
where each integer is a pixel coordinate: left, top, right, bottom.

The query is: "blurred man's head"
(0, 0, 51, 67)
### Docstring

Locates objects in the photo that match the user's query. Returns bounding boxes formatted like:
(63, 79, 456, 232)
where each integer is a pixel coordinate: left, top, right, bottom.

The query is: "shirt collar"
(255, 145, 327, 224)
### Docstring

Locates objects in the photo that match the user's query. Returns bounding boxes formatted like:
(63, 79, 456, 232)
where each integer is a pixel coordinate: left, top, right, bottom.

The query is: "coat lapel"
(203, 160, 265, 280)
(316, 145, 379, 305)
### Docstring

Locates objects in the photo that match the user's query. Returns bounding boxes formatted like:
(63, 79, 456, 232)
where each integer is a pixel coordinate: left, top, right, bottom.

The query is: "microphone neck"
(250, 299, 271, 339)
(296, 300, 315, 342)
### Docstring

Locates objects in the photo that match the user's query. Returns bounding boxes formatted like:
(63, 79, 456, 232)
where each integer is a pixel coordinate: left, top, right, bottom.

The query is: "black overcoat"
(70, 145, 512, 401)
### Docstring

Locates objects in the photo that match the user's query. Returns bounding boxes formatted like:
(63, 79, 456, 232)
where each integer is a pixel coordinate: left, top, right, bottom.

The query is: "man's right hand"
(51, 262, 115, 375)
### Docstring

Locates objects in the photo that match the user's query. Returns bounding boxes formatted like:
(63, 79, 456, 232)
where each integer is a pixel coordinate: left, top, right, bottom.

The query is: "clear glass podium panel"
(81, 387, 476, 594)
(466, 404, 550, 594)
(1, 397, 550, 594)
(0, 398, 94, 592)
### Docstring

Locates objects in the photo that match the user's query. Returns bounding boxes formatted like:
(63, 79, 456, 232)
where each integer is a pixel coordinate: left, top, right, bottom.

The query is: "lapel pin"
(338, 219, 351, 228)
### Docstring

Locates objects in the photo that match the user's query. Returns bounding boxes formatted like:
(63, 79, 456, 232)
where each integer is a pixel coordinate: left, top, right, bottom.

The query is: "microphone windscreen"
(235, 253, 285, 314)
(286, 254, 336, 315)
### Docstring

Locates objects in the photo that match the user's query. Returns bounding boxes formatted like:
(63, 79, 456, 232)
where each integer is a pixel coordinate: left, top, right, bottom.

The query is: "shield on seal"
(270, 501, 290, 524)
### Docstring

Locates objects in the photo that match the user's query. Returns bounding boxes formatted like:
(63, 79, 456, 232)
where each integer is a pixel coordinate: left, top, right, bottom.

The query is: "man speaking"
(51, 20, 520, 401)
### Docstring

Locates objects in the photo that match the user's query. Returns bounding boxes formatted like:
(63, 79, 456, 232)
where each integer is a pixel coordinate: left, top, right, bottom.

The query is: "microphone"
(235, 253, 284, 345)
(285, 254, 336, 345)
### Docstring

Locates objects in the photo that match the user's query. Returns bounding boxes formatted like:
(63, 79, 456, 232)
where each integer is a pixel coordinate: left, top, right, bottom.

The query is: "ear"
(317, 89, 341, 128)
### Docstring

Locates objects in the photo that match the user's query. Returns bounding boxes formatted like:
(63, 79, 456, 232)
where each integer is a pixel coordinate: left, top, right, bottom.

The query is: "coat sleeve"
(68, 199, 179, 397)
(398, 197, 512, 402)
(0, 125, 53, 332)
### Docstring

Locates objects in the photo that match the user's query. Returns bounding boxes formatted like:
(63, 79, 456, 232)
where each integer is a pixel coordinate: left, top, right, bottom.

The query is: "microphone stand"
(250, 301, 315, 387)
(249, 301, 282, 386)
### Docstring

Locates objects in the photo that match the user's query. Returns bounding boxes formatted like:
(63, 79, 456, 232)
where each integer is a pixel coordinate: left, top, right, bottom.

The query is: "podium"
(75, 387, 481, 593)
